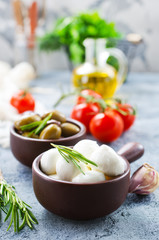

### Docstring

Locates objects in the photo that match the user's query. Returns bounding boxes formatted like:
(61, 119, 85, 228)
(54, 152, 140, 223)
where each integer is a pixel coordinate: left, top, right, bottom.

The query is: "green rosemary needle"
(51, 144, 98, 175)
(19, 113, 52, 137)
(20, 121, 43, 131)
(0, 172, 38, 232)
(34, 113, 52, 135)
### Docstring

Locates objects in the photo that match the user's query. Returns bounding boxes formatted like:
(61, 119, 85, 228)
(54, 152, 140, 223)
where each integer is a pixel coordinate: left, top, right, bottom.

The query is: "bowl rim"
(32, 152, 130, 186)
(10, 118, 86, 143)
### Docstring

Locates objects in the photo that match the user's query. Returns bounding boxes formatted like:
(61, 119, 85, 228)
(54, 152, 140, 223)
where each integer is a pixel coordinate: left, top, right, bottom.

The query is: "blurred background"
(0, 0, 158, 73)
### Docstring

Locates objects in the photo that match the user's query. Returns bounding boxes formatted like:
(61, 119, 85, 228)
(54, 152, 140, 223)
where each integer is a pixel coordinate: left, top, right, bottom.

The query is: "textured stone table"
(0, 72, 159, 240)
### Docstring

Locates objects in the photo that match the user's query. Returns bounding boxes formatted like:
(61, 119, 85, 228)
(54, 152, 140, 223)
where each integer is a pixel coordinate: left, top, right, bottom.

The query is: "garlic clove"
(129, 163, 159, 195)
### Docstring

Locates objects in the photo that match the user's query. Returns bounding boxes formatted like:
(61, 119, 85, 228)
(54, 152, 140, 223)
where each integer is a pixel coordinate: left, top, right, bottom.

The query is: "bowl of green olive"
(10, 110, 86, 167)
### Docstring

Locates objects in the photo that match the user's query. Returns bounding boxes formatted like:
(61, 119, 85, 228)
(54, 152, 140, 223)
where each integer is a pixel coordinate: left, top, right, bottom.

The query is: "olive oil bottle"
(72, 39, 127, 98)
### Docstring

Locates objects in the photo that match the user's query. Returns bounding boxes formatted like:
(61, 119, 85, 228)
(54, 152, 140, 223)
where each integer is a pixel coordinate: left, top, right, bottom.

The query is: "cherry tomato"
(115, 103, 136, 131)
(90, 109, 124, 142)
(77, 89, 102, 104)
(10, 90, 35, 114)
(71, 103, 100, 132)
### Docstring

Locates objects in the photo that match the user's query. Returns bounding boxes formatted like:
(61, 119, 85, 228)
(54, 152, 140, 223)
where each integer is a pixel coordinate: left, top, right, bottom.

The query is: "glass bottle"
(72, 38, 128, 98)
(12, 0, 46, 70)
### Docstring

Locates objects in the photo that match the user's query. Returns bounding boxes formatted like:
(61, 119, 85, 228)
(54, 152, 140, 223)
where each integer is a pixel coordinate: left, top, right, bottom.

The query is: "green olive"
(42, 110, 66, 123)
(46, 119, 61, 127)
(39, 124, 61, 139)
(61, 123, 80, 137)
(14, 115, 41, 130)
(22, 132, 39, 139)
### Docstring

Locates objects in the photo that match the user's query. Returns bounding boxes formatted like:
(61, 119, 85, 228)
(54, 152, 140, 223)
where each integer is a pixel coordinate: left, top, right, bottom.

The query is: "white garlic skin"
(91, 144, 126, 176)
(72, 170, 105, 184)
(40, 148, 60, 175)
(73, 139, 99, 159)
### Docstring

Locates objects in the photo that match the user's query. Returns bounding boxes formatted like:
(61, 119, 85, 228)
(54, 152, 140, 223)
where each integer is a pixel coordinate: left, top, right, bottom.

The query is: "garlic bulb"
(129, 163, 159, 195)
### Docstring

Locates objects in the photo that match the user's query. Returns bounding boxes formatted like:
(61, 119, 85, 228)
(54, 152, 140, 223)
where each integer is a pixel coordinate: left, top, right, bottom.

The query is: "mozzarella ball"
(40, 148, 60, 175)
(78, 161, 91, 172)
(4, 62, 36, 89)
(72, 170, 105, 183)
(73, 139, 99, 159)
(49, 174, 60, 180)
(56, 157, 80, 181)
(91, 144, 126, 176)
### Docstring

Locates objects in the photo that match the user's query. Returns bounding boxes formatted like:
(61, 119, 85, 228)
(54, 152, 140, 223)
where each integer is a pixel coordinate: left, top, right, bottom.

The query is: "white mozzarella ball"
(72, 170, 105, 184)
(40, 148, 60, 175)
(49, 174, 60, 180)
(56, 157, 80, 181)
(78, 161, 91, 172)
(73, 139, 99, 159)
(91, 145, 126, 176)
(5, 62, 36, 89)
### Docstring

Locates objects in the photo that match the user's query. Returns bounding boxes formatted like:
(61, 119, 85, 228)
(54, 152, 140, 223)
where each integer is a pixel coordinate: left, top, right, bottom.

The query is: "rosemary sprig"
(53, 87, 85, 108)
(0, 196, 7, 214)
(0, 173, 38, 232)
(34, 113, 52, 135)
(51, 144, 98, 175)
(53, 90, 78, 108)
(20, 121, 43, 131)
(20, 113, 52, 137)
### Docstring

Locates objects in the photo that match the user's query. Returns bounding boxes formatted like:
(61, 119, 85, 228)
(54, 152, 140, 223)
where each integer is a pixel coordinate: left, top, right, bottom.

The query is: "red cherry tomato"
(71, 103, 100, 132)
(90, 109, 124, 142)
(10, 90, 35, 114)
(77, 89, 102, 104)
(115, 103, 136, 131)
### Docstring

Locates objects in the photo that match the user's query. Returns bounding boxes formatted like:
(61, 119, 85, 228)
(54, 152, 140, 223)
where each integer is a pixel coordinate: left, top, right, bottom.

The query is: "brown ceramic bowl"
(32, 142, 144, 220)
(10, 118, 86, 167)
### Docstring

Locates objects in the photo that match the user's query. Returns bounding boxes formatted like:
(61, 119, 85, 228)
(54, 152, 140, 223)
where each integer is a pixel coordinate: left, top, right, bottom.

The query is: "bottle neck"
(84, 38, 106, 65)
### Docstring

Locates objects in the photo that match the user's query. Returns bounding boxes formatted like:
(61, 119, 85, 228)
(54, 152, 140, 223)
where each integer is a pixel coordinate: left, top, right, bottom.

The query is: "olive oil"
(72, 64, 118, 98)
(72, 38, 127, 98)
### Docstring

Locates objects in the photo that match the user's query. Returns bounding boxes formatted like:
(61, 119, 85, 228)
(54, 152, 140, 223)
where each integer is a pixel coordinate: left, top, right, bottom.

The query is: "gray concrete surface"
(0, 72, 159, 239)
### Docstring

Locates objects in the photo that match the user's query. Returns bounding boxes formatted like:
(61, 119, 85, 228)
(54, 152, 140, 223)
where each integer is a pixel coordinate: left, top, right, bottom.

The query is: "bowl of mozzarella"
(32, 139, 144, 220)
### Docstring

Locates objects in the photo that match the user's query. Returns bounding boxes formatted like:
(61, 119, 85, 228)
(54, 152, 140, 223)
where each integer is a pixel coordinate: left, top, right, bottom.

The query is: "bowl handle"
(117, 142, 144, 163)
